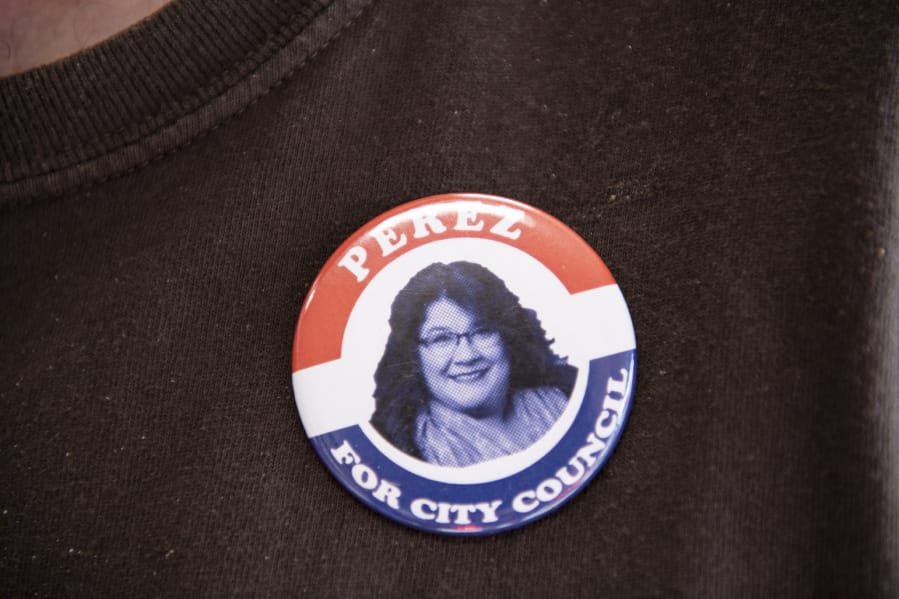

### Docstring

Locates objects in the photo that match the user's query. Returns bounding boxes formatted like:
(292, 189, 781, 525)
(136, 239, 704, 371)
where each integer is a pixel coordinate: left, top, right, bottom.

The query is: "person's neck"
(429, 397, 509, 429)
(0, 0, 173, 76)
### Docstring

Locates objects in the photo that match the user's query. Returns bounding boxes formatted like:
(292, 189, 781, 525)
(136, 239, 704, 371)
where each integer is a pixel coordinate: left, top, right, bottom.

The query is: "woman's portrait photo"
(370, 261, 578, 468)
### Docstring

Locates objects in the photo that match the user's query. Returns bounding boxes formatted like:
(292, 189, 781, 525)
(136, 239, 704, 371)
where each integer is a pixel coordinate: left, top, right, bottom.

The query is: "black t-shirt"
(1, 0, 897, 596)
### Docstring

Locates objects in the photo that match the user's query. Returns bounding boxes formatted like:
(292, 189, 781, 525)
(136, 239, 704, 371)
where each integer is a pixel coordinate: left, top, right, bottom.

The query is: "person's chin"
(449, 387, 503, 415)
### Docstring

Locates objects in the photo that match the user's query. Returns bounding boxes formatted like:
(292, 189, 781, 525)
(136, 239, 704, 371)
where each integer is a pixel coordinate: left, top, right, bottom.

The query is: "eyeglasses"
(418, 327, 502, 355)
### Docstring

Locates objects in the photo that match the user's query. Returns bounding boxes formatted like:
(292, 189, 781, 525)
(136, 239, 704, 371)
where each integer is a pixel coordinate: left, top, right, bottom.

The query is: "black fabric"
(1, 1, 897, 596)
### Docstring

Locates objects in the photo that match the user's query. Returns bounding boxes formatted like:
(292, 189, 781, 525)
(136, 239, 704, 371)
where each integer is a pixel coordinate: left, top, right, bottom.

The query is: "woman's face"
(417, 297, 511, 418)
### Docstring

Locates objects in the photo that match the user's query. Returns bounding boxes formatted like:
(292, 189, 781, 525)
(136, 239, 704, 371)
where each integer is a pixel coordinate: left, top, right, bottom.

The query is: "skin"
(0, 0, 172, 76)
(417, 297, 511, 421)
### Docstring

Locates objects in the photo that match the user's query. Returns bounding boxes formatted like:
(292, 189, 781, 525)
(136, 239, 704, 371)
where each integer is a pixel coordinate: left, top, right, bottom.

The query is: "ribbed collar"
(0, 0, 333, 196)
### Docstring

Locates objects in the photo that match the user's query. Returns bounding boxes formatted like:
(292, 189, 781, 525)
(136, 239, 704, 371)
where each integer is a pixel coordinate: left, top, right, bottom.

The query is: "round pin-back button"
(291, 193, 636, 535)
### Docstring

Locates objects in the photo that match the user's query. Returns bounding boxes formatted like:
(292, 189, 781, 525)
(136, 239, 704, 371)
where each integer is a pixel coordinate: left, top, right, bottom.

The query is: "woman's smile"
(447, 368, 489, 382)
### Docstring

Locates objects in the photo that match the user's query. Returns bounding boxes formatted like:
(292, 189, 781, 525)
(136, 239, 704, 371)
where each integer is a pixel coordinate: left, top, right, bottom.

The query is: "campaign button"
(291, 193, 636, 535)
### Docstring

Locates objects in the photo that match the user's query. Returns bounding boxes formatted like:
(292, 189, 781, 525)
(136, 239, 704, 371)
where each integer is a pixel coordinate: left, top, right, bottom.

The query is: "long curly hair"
(370, 261, 577, 458)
